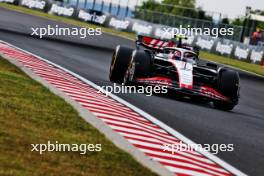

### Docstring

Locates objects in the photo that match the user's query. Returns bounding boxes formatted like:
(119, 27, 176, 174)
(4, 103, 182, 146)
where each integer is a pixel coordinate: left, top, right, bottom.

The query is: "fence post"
(116, 0, 121, 16)
(92, 0, 96, 10)
(84, 0, 87, 9)
(125, 0, 130, 17)
(100, 0, 104, 12)
(109, 0, 112, 14)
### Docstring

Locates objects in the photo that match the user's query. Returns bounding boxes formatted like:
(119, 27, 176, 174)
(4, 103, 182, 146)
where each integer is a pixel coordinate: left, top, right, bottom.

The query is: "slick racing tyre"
(133, 50, 152, 78)
(123, 50, 152, 84)
(109, 45, 133, 83)
(214, 69, 239, 111)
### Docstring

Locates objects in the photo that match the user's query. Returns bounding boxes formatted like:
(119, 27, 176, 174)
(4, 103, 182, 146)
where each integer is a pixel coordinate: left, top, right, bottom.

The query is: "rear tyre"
(213, 69, 239, 111)
(109, 45, 133, 83)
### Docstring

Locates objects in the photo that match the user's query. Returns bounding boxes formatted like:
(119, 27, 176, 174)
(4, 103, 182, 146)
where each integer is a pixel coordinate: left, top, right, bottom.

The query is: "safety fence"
(134, 9, 256, 42)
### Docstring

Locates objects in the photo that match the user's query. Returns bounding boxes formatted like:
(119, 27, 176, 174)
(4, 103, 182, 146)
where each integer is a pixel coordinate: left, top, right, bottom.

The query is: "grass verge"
(0, 3, 263, 76)
(0, 56, 156, 176)
(200, 51, 264, 76)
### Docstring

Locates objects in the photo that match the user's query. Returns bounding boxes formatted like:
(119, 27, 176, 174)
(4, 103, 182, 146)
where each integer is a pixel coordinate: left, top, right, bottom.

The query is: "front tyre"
(109, 45, 133, 83)
(213, 69, 239, 111)
(213, 101, 237, 111)
(132, 50, 152, 78)
(123, 50, 152, 84)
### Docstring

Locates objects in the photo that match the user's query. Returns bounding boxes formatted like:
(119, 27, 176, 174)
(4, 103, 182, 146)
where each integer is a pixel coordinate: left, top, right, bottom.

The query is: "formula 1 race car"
(109, 35, 240, 111)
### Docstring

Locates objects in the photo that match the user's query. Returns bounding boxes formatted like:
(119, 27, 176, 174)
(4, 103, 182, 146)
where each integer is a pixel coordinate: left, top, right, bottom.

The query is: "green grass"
(0, 3, 263, 76)
(200, 51, 264, 76)
(0, 57, 156, 176)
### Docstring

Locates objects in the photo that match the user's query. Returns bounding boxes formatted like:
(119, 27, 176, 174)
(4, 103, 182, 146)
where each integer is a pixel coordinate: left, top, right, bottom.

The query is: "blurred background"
(62, 0, 264, 44)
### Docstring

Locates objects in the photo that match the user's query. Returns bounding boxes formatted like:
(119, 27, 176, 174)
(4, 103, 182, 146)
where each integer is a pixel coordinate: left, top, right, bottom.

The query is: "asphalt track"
(1, 8, 264, 175)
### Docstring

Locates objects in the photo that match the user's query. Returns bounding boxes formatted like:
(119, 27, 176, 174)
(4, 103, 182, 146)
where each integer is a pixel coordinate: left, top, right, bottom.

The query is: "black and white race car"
(109, 35, 240, 111)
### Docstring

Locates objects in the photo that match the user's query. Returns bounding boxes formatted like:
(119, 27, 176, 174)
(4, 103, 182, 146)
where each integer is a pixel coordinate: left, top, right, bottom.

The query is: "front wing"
(135, 76, 230, 102)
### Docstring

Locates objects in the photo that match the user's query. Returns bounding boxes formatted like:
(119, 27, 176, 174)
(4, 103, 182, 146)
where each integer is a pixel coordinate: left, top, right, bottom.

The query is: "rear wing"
(136, 35, 200, 55)
(136, 35, 176, 50)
